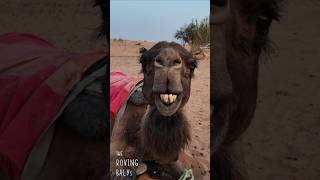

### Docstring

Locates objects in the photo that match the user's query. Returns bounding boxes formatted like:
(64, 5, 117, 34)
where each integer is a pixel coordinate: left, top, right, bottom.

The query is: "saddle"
(0, 32, 107, 179)
(110, 71, 145, 121)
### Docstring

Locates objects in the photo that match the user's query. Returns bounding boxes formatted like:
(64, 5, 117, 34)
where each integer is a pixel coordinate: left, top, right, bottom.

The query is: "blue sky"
(111, 0, 209, 42)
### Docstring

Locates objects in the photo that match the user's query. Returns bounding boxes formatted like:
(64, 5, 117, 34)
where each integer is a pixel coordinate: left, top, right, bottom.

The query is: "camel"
(211, 0, 282, 179)
(110, 42, 199, 179)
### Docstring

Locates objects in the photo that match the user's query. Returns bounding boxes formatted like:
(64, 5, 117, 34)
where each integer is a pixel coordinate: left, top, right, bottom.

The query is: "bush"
(174, 17, 209, 52)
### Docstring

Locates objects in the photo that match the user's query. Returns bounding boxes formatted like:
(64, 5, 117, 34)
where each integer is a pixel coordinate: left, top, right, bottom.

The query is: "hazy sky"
(111, 0, 209, 42)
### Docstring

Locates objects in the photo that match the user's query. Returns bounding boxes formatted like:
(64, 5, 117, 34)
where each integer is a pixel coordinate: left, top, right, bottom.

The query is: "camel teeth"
(164, 94, 169, 103)
(168, 94, 173, 103)
(172, 94, 177, 102)
(160, 94, 165, 102)
(160, 94, 177, 104)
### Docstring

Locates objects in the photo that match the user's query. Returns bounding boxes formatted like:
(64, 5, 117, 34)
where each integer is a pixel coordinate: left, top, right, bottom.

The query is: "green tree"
(174, 17, 209, 51)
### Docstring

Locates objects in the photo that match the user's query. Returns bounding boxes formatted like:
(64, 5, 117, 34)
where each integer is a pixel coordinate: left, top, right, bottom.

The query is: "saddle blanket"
(0, 32, 106, 178)
(110, 72, 143, 119)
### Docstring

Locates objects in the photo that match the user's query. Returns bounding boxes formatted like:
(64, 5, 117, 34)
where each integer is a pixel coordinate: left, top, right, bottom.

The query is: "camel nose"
(211, 48, 232, 104)
(211, 24, 233, 107)
(152, 67, 183, 94)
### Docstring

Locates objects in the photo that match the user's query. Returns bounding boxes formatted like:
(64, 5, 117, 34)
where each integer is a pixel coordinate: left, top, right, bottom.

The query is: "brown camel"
(211, 0, 282, 179)
(110, 41, 199, 179)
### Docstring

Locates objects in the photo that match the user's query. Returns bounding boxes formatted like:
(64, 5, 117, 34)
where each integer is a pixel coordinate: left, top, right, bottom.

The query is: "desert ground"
(243, 0, 320, 179)
(110, 39, 211, 178)
(0, 0, 105, 52)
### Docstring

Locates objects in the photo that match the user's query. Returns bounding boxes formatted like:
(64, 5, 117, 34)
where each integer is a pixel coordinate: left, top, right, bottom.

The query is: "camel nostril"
(155, 57, 162, 64)
(174, 59, 181, 65)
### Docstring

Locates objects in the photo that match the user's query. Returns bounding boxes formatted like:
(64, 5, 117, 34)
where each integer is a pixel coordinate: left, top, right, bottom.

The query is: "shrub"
(174, 17, 209, 52)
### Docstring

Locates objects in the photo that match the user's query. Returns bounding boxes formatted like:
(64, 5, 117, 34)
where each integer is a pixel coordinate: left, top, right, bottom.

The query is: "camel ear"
(139, 47, 148, 54)
(139, 51, 148, 73)
(188, 58, 198, 69)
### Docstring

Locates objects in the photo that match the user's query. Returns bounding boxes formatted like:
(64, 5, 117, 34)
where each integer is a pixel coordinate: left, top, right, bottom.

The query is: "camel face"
(211, 0, 282, 178)
(211, 0, 282, 152)
(140, 42, 197, 116)
(153, 48, 184, 116)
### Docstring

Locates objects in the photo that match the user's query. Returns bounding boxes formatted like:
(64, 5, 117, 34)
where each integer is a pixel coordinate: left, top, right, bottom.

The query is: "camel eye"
(174, 59, 181, 65)
(188, 58, 197, 70)
(155, 57, 162, 64)
(257, 15, 272, 34)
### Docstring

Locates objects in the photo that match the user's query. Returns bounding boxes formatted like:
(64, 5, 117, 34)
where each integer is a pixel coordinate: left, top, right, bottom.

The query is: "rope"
(179, 169, 195, 180)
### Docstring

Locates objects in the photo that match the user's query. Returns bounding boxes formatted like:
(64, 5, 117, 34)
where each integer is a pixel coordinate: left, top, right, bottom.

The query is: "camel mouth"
(154, 93, 183, 116)
(159, 93, 178, 104)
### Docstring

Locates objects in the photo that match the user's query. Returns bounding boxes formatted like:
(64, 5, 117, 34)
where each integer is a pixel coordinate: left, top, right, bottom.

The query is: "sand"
(0, 0, 105, 52)
(243, 0, 320, 179)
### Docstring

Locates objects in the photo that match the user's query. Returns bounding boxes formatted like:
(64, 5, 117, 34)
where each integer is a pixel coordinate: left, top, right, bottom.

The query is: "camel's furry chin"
(140, 106, 190, 163)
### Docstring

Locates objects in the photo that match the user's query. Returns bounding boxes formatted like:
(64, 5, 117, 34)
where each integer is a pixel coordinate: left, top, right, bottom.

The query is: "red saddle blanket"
(110, 72, 143, 119)
(0, 32, 106, 178)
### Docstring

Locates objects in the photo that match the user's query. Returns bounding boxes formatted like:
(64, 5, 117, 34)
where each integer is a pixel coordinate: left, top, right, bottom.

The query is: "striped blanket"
(0, 32, 106, 179)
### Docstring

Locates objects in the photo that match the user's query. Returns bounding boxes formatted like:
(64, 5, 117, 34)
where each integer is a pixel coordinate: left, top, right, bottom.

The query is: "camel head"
(211, 0, 282, 178)
(139, 42, 197, 117)
(211, 0, 282, 151)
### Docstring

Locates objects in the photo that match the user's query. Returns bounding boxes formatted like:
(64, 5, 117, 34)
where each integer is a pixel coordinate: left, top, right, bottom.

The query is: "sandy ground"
(243, 0, 320, 179)
(110, 39, 211, 178)
(0, 0, 105, 52)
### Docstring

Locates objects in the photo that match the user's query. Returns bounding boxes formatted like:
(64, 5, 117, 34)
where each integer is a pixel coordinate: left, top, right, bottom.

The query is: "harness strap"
(21, 66, 106, 180)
